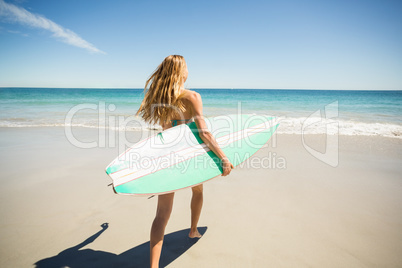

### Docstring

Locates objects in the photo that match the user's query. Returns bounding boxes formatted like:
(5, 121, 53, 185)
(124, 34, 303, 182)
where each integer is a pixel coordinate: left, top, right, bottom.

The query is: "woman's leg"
(150, 192, 175, 268)
(189, 184, 203, 238)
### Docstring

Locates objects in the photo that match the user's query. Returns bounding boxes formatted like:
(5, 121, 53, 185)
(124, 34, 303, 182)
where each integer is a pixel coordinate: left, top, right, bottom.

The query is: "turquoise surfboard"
(105, 114, 279, 196)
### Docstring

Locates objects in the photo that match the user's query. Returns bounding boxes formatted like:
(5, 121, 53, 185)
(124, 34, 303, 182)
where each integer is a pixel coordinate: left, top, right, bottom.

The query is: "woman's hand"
(221, 157, 234, 176)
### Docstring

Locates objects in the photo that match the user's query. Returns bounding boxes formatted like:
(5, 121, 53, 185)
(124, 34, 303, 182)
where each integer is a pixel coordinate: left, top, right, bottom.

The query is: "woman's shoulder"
(181, 89, 201, 101)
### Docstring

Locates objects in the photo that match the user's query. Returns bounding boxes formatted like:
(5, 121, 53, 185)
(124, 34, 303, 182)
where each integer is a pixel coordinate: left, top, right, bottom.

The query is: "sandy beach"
(0, 127, 401, 267)
(1, 0, 401, 266)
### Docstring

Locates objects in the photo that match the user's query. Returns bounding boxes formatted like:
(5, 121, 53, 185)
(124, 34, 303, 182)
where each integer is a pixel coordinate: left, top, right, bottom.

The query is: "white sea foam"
(275, 116, 402, 138)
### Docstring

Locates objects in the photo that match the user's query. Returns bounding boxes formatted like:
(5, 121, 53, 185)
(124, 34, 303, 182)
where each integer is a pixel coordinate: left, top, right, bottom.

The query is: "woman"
(136, 55, 234, 268)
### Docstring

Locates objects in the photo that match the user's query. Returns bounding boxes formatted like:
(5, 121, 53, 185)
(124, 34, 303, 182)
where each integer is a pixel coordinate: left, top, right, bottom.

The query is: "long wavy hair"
(136, 55, 187, 126)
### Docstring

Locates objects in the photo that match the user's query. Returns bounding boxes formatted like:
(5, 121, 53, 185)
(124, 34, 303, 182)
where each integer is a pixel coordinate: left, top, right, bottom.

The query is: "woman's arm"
(188, 91, 234, 176)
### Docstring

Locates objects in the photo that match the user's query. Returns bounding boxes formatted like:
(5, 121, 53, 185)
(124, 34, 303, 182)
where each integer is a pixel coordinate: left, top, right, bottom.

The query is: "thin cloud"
(0, 0, 105, 54)
(8, 29, 28, 36)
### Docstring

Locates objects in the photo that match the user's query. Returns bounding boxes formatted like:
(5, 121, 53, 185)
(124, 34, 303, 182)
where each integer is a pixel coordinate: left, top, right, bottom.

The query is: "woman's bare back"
(161, 89, 197, 130)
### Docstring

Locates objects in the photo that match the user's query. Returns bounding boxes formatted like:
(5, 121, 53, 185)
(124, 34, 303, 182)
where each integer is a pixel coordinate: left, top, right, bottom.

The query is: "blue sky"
(0, 0, 401, 90)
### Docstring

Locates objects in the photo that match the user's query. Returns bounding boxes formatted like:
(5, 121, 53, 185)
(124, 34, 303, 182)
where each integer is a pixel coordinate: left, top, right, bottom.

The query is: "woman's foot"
(189, 228, 202, 238)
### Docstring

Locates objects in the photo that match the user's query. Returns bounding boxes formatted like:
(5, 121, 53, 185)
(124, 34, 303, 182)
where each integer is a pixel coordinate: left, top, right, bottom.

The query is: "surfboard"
(105, 114, 279, 196)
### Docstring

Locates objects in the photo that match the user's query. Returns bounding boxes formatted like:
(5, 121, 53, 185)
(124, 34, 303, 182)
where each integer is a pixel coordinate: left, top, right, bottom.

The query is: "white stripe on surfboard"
(107, 116, 276, 172)
(112, 119, 276, 186)
(110, 117, 277, 176)
(112, 119, 277, 187)
(114, 119, 276, 185)
(110, 118, 276, 180)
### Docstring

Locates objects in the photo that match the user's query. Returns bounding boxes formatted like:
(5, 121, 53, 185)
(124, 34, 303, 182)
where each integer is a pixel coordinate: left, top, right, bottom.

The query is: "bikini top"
(170, 118, 192, 127)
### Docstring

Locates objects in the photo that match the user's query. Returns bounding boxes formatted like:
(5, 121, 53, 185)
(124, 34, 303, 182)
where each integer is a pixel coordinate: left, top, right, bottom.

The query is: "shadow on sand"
(35, 223, 207, 268)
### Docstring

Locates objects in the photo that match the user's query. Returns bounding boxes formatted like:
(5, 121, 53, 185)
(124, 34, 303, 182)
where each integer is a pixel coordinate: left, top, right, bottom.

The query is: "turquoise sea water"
(0, 88, 401, 138)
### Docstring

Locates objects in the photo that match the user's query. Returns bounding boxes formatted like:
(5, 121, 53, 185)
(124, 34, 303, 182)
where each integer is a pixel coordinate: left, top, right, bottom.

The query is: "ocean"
(0, 88, 401, 138)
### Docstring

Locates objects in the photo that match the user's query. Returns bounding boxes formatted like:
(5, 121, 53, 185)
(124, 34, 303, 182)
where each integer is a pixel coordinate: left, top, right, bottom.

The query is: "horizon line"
(0, 86, 401, 91)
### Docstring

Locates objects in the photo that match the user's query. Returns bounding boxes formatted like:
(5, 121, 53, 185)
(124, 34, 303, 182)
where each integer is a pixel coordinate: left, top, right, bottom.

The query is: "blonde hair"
(136, 55, 187, 126)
